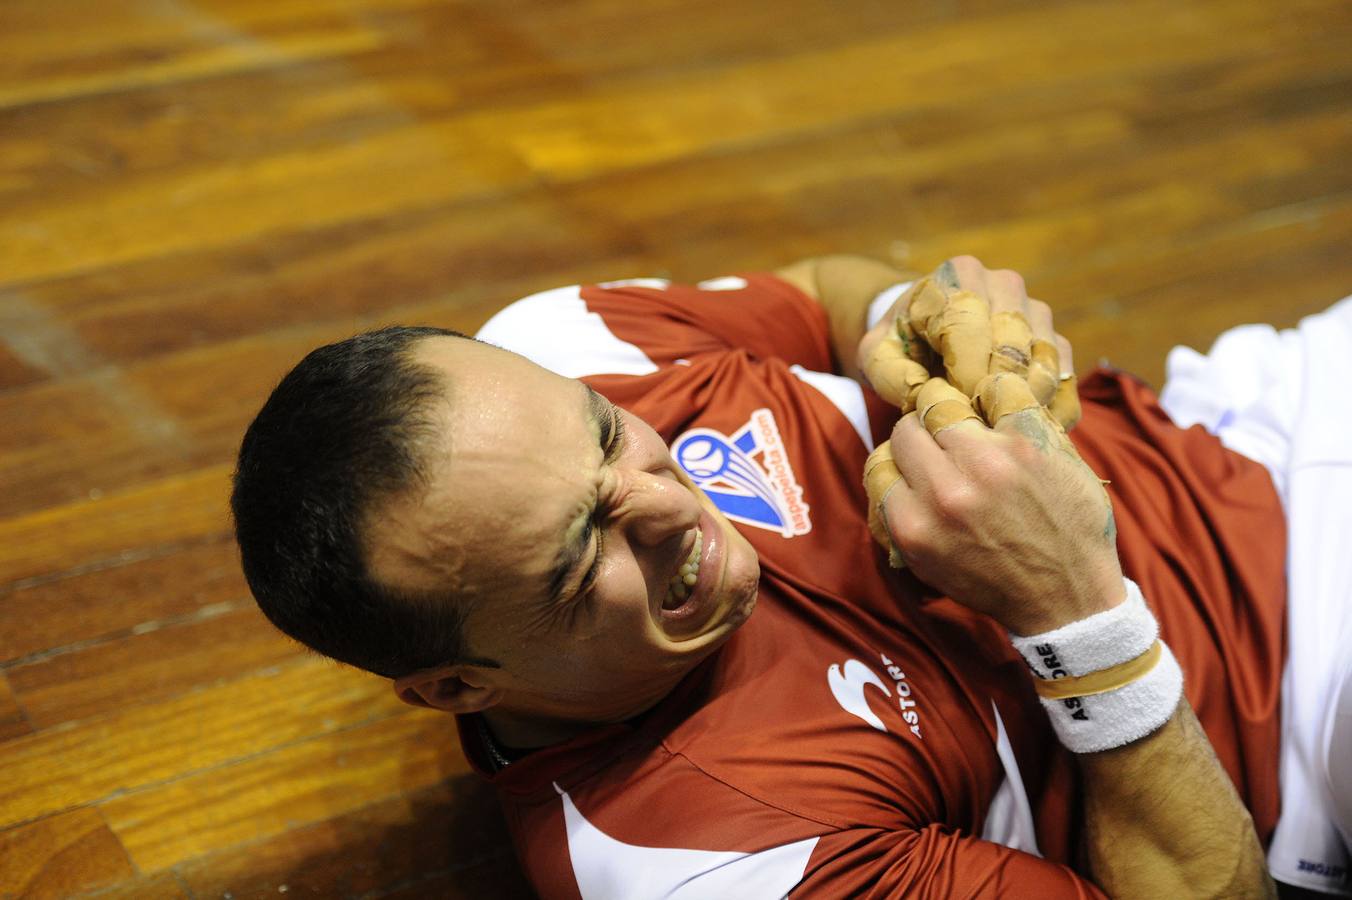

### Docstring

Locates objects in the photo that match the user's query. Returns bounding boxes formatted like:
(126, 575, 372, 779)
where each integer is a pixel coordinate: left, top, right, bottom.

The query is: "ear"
(393, 665, 504, 715)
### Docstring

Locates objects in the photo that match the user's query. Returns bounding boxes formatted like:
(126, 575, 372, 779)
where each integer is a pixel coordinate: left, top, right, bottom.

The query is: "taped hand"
(856, 255, 1081, 430)
(866, 397, 1123, 634)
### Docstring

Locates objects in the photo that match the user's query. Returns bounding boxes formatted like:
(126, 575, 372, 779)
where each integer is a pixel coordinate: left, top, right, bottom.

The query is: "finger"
(886, 410, 953, 497)
(1055, 332, 1074, 376)
(986, 269, 1029, 316)
(864, 442, 911, 524)
(863, 442, 911, 567)
(940, 255, 992, 296)
(985, 378, 1082, 460)
(915, 377, 984, 442)
(1050, 372, 1082, 431)
(862, 334, 931, 411)
(989, 310, 1033, 378)
(924, 290, 993, 397)
(1026, 298, 1056, 345)
(857, 278, 930, 387)
(906, 276, 948, 341)
(893, 302, 933, 366)
(973, 372, 1041, 428)
(1026, 338, 1060, 406)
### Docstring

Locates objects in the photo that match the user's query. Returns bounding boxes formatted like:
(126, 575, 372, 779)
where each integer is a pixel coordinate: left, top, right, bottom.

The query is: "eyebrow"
(544, 385, 613, 604)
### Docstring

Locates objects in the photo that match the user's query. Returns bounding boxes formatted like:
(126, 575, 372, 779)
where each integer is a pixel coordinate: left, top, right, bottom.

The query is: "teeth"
(664, 529, 703, 609)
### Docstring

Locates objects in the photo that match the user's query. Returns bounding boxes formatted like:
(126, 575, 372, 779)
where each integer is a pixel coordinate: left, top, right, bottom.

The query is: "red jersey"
(465, 274, 1285, 898)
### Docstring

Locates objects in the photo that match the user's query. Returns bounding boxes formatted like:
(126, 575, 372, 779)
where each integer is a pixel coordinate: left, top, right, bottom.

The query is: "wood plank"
(0, 656, 405, 829)
(101, 708, 465, 872)
(1052, 197, 1352, 388)
(0, 464, 230, 586)
(562, 80, 1352, 277)
(0, 35, 1341, 363)
(174, 775, 530, 899)
(7, 605, 300, 729)
(0, 365, 202, 520)
(44, 197, 637, 361)
(70, 872, 188, 900)
(0, 673, 31, 741)
(0, 251, 643, 519)
(0, 0, 421, 110)
(0, 808, 134, 899)
(467, 0, 1352, 182)
(0, 6, 522, 200)
(0, 0, 1071, 205)
(0, 80, 1341, 391)
(0, 111, 530, 288)
(0, 535, 246, 664)
(0, 340, 46, 391)
(5, 34, 1341, 372)
(5, 0, 1346, 289)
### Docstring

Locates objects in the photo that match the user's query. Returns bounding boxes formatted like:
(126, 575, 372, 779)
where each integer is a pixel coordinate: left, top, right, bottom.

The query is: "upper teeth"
(665, 529, 703, 606)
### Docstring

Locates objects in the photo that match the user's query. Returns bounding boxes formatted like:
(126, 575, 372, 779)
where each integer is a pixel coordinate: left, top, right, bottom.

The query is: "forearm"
(775, 254, 911, 380)
(859, 257, 1273, 894)
(1079, 698, 1274, 898)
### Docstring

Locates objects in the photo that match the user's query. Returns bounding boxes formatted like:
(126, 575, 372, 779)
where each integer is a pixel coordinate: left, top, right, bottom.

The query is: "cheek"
(585, 568, 663, 638)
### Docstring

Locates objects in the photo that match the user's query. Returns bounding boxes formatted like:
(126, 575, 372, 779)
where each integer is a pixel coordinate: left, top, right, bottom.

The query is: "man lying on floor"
(231, 254, 1352, 898)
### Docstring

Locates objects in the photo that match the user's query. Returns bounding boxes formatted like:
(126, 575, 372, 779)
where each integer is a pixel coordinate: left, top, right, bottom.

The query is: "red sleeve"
(578, 273, 835, 371)
(795, 828, 1107, 899)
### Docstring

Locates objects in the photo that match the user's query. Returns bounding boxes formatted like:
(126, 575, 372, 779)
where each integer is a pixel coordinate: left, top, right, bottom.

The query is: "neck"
(480, 702, 649, 750)
(480, 653, 719, 751)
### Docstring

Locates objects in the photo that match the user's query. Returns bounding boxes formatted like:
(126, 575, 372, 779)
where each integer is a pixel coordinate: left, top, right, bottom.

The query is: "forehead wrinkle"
(543, 384, 608, 602)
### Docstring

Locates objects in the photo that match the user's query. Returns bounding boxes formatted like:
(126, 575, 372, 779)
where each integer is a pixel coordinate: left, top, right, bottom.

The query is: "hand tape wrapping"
(865, 282, 914, 330)
(1008, 578, 1184, 753)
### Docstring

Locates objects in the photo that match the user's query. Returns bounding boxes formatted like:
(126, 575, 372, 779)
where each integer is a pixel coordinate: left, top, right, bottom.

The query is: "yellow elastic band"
(1033, 640, 1164, 701)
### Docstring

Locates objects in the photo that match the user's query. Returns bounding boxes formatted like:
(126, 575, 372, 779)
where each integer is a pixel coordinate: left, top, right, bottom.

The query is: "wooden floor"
(1, 0, 1349, 896)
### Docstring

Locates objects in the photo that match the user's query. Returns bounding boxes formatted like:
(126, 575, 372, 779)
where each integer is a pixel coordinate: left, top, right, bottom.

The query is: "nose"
(614, 470, 700, 548)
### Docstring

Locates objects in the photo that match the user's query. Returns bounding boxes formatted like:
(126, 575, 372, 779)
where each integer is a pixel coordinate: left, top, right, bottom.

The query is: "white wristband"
(1009, 578, 1184, 753)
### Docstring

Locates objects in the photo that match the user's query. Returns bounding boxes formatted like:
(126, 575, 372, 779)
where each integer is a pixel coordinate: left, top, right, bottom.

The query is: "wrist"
(1008, 578, 1184, 753)
(1005, 564, 1127, 636)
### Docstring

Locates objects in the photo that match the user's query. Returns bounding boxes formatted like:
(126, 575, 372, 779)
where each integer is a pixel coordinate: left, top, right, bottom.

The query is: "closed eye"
(571, 400, 626, 601)
(605, 404, 627, 463)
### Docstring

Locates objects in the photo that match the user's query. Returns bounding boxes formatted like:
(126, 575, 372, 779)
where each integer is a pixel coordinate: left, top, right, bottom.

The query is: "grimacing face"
(366, 337, 760, 738)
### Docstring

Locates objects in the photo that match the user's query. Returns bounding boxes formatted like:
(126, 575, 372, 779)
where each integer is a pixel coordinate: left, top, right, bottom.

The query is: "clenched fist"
(860, 257, 1124, 634)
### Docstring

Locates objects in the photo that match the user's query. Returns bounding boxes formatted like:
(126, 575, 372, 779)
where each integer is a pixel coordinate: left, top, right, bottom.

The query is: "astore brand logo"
(827, 659, 890, 732)
(827, 655, 924, 739)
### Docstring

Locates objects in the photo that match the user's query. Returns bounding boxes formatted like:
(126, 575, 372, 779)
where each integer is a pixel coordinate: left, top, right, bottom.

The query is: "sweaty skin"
(787, 253, 1272, 897)
(876, 257, 1272, 898)
(375, 337, 761, 751)
(858, 266, 1087, 566)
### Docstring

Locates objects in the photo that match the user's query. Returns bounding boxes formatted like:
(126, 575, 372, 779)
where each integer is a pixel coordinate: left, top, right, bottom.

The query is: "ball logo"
(672, 408, 811, 537)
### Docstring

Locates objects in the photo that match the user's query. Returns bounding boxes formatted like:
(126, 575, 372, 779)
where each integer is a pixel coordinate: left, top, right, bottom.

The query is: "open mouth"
(662, 527, 703, 612)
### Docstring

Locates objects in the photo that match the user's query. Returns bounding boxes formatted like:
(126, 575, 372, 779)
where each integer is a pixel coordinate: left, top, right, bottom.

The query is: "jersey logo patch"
(672, 408, 811, 537)
(827, 655, 924, 739)
(827, 660, 889, 732)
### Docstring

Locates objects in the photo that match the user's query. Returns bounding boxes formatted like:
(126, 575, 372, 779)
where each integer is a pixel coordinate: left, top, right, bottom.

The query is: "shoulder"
(475, 274, 832, 378)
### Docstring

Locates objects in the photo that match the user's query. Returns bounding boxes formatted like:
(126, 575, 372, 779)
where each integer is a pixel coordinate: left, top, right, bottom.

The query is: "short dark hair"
(231, 325, 474, 679)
